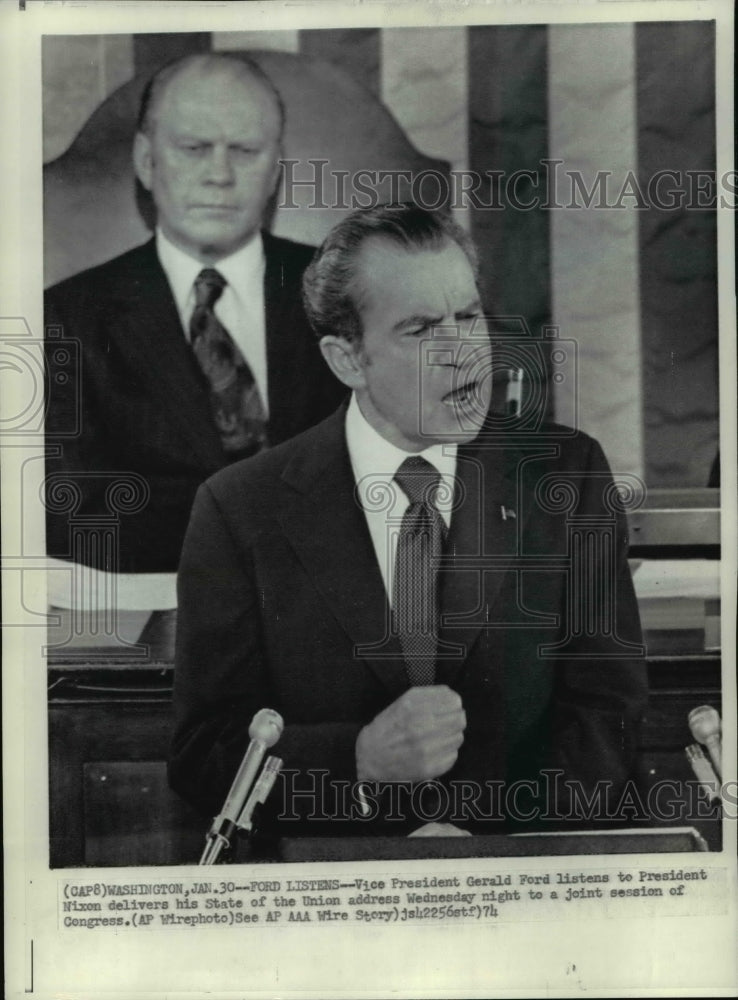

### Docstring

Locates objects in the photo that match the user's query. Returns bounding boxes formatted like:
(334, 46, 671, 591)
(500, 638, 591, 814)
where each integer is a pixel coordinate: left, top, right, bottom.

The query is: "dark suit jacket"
(170, 406, 648, 837)
(44, 234, 346, 572)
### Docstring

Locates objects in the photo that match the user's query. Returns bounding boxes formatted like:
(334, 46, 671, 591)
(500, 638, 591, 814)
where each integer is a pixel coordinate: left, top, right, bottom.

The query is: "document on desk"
(630, 560, 720, 601)
(46, 558, 177, 611)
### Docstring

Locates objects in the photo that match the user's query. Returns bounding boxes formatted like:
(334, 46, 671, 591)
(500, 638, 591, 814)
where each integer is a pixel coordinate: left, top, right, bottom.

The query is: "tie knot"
(194, 268, 227, 308)
(394, 456, 442, 507)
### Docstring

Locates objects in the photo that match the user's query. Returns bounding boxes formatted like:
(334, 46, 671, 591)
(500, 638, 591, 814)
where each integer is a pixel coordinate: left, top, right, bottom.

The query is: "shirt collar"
(345, 393, 457, 502)
(155, 228, 265, 318)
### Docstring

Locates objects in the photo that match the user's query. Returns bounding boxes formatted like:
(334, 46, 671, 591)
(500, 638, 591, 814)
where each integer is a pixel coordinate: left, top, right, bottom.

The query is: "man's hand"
(355, 686, 466, 782)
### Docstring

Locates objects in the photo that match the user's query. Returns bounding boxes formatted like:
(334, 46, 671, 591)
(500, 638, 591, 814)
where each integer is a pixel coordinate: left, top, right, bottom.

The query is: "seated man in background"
(171, 203, 647, 838)
(45, 52, 345, 573)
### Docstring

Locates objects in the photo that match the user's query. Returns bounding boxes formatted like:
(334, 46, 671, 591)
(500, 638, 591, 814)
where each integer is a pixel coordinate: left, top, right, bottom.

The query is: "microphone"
(685, 744, 721, 804)
(199, 708, 283, 865)
(688, 705, 722, 779)
(237, 756, 283, 833)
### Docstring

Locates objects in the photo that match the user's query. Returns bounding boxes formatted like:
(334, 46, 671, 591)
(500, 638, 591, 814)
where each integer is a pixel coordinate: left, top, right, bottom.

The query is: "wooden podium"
(47, 490, 722, 867)
(47, 637, 722, 867)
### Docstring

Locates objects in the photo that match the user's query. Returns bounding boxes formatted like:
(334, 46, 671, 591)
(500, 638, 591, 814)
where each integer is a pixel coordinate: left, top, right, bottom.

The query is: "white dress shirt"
(345, 393, 458, 603)
(156, 229, 269, 415)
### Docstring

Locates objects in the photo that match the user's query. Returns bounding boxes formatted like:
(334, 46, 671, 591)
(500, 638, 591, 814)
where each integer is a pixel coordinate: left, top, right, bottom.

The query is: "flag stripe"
(468, 26, 550, 331)
(636, 21, 718, 487)
(548, 23, 644, 479)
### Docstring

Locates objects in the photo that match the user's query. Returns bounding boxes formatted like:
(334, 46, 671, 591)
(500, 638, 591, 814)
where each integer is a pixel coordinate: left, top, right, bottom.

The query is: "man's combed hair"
(136, 52, 286, 138)
(302, 203, 479, 344)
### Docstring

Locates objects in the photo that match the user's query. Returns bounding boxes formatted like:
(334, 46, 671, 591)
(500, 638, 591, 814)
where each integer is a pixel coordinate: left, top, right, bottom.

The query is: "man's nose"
(454, 342, 490, 382)
(203, 145, 235, 185)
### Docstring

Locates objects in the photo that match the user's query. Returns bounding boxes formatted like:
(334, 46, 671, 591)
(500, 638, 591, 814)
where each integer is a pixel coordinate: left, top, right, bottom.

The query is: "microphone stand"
(198, 707, 284, 865)
(199, 755, 283, 865)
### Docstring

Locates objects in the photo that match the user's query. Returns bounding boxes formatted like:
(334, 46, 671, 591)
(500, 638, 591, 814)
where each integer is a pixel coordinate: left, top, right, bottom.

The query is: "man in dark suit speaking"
(44, 53, 344, 572)
(171, 204, 647, 837)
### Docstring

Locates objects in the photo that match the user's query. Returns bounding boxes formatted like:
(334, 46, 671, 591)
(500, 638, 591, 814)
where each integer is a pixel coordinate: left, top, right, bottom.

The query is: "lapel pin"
(501, 506, 516, 521)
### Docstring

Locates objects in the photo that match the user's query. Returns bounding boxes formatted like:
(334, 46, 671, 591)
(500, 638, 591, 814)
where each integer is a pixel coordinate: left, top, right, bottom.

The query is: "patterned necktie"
(189, 268, 267, 458)
(392, 456, 447, 686)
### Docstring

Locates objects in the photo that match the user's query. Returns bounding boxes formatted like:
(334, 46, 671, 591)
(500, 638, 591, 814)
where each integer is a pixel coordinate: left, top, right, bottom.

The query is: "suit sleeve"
(170, 482, 362, 821)
(547, 435, 649, 817)
(44, 281, 209, 572)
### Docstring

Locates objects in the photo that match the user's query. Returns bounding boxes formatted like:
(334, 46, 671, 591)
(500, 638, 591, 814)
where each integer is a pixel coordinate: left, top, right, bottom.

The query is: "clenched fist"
(355, 685, 466, 782)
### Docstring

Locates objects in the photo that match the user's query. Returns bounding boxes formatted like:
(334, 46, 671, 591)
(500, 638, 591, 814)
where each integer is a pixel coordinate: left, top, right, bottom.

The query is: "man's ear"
(319, 336, 367, 390)
(270, 146, 284, 193)
(133, 132, 154, 191)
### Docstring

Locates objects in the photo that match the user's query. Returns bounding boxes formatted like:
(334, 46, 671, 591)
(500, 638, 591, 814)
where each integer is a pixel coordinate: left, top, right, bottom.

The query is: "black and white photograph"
(2, 0, 736, 996)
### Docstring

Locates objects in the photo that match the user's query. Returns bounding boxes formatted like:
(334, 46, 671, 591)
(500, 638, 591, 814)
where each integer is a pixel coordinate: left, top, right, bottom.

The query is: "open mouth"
(442, 381, 478, 406)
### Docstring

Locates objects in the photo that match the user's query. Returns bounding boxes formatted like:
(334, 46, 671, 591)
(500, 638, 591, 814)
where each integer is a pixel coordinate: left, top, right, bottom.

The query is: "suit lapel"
(276, 409, 548, 695)
(107, 241, 225, 471)
(277, 409, 409, 700)
(437, 438, 529, 686)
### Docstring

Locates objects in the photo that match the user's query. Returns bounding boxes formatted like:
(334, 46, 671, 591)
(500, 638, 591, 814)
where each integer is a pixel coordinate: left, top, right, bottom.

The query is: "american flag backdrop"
(43, 21, 718, 487)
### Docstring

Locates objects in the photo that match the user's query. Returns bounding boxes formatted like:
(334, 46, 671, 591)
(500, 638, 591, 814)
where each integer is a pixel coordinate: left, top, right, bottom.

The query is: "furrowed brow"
(454, 299, 482, 318)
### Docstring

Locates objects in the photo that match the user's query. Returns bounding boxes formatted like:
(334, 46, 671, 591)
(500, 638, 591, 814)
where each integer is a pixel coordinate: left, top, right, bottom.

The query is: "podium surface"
(278, 827, 711, 864)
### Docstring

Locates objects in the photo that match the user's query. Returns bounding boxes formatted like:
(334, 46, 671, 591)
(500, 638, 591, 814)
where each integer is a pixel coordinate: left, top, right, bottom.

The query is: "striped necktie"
(392, 456, 447, 686)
